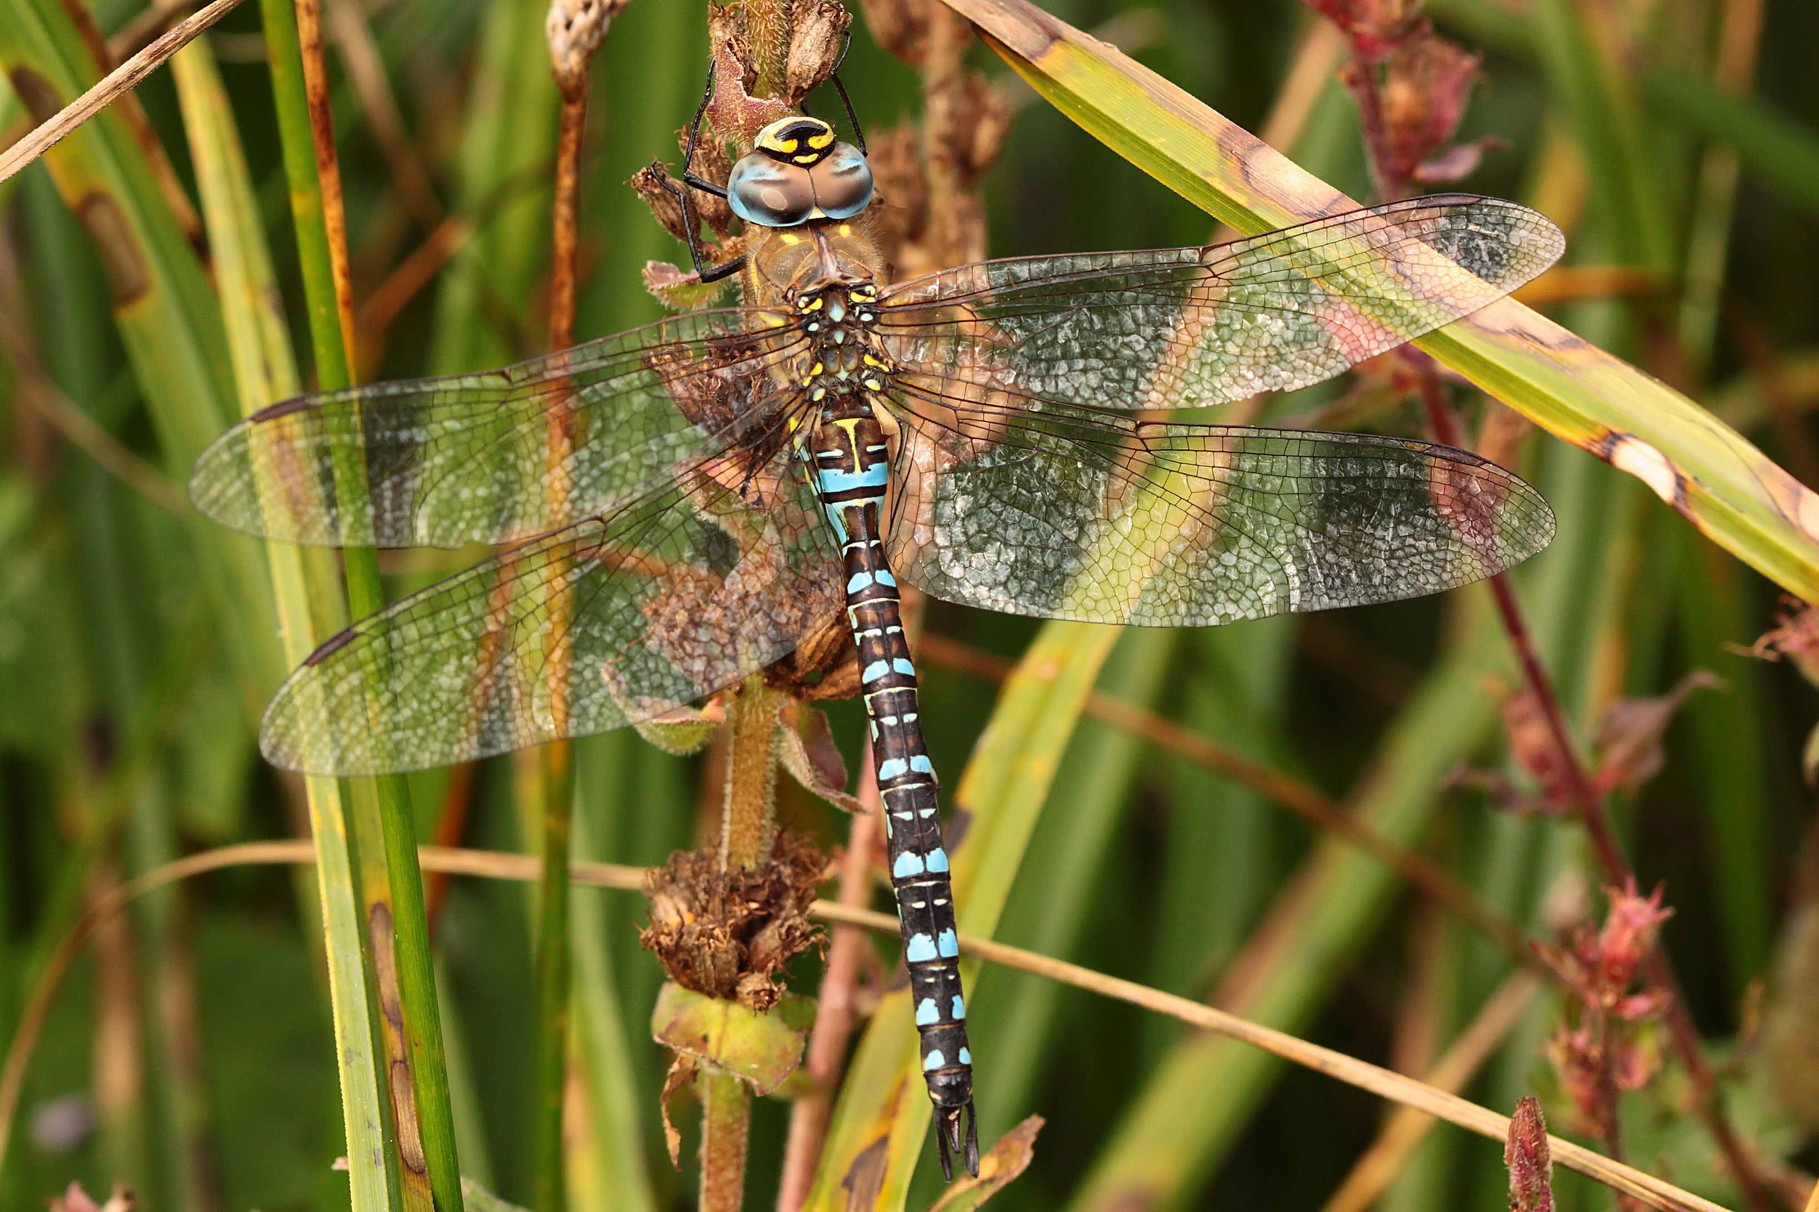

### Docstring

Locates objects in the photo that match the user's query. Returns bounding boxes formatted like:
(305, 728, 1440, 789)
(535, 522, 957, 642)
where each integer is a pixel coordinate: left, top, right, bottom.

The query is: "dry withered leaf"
(659, 1054, 698, 1169)
(1591, 670, 1723, 796)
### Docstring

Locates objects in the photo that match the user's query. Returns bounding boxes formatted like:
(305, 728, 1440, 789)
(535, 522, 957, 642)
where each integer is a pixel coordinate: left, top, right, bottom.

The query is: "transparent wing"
(882, 375, 1554, 626)
(877, 195, 1563, 411)
(260, 450, 841, 775)
(191, 307, 804, 547)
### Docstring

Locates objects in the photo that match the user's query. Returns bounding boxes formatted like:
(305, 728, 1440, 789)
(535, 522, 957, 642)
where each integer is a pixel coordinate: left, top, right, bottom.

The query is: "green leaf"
(651, 983, 815, 1096)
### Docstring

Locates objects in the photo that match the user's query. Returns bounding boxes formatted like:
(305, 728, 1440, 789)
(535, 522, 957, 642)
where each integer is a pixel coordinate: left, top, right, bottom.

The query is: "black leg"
(668, 51, 743, 282)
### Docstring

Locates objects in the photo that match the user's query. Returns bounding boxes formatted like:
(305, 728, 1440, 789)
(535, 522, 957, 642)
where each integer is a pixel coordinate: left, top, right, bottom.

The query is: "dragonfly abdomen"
(806, 394, 979, 1178)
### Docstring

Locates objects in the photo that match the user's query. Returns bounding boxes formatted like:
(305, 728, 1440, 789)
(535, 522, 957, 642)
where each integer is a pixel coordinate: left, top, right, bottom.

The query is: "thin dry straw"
(0, 0, 247, 185)
(8, 840, 1745, 1212)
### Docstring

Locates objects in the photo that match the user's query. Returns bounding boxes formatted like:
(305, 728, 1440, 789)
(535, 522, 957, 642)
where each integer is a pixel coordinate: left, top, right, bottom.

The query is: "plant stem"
(696, 677, 780, 1212)
(530, 68, 590, 1212)
(699, 1070, 755, 1212)
(719, 676, 781, 872)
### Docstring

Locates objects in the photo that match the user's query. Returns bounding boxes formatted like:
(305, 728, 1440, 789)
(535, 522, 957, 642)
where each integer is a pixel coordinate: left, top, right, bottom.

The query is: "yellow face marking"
(808, 130, 835, 149)
(793, 154, 817, 165)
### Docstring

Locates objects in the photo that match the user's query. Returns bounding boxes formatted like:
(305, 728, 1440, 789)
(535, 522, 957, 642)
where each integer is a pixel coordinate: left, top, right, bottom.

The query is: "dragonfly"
(191, 79, 1561, 1178)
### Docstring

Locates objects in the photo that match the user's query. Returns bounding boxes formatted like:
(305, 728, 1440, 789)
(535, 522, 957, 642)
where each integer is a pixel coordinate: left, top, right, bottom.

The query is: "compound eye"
(726, 154, 816, 228)
(808, 144, 875, 220)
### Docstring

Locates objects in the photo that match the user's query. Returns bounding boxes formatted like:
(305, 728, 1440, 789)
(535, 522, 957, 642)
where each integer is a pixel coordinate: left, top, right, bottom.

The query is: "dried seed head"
(863, 122, 929, 269)
(639, 833, 828, 1010)
(857, 0, 930, 64)
(955, 70, 1011, 182)
(547, 0, 628, 95)
(785, 0, 854, 100)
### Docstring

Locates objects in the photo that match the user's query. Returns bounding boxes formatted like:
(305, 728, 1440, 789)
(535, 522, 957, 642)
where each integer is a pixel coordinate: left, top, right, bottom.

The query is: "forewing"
(191, 307, 803, 547)
(883, 377, 1554, 627)
(877, 195, 1563, 411)
(260, 451, 841, 775)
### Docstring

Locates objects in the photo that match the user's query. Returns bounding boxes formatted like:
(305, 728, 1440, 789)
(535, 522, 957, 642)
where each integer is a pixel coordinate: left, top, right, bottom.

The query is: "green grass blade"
(970, 629, 1178, 1134)
(255, 0, 462, 1205)
(939, 0, 1819, 602)
(428, 0, 561, 373)
(166, 34, 404, 1212)
(1063, 609, 1511, 1209)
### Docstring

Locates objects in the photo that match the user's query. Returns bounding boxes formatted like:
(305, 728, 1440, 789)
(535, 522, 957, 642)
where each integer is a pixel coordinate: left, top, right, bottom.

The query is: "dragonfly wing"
(877, 195, 1563, 411)
(260, 452, 841, 775)
(191, 307, 803, 547)
(882, 378, 1554, 626)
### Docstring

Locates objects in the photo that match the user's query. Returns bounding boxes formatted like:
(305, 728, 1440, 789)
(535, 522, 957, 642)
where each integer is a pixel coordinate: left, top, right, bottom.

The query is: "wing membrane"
(191, 307, 803, 547)
(877, 195, 1563, 412)
(883, 376, 1554, 626)
(260, 455, 841, 775)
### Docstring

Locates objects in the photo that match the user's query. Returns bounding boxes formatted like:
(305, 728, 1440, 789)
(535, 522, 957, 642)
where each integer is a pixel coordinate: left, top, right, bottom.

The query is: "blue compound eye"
(727, 154, 816, 228)
(809, 144, 874, 220)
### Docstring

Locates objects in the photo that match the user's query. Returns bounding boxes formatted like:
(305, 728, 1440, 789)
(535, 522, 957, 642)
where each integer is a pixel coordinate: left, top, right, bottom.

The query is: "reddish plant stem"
(1416, 304, 1776, 1212)
(1328, 22, 1778, 1206)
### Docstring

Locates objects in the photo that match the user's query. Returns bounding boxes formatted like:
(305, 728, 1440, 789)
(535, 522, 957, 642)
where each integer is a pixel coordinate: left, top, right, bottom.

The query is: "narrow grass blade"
(166, 35, 402, 1212)
(1063, 611, 1513, 1209)
(0, 0, 284, 692)
(939, 0, 1819, 601)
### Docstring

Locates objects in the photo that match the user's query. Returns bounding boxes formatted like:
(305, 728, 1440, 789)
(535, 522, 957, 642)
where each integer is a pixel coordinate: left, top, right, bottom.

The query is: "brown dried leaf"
(1500, 687, 1577, 812)
(1591, 670, 1723, 796)
(629, 161, 691, 243)
(778, 700, 863, 812)
(928, 1116, 1045, 1209)
(660, 1054, 698, 1169)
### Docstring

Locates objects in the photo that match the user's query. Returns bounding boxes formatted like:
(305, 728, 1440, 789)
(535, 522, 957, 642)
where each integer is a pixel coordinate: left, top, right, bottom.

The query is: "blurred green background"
(3, 0, 1819, 1208)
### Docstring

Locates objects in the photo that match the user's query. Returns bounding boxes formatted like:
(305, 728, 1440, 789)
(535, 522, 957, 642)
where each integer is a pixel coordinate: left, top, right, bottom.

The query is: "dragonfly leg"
(664, 51, 746, 283)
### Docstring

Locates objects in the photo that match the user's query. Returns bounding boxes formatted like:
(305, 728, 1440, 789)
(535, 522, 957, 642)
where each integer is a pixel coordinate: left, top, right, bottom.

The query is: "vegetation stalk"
(528, 39, 594, 1211)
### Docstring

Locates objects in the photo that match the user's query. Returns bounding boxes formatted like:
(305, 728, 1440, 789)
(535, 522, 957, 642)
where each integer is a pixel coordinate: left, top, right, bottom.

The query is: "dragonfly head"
(728, 116, 874, 229)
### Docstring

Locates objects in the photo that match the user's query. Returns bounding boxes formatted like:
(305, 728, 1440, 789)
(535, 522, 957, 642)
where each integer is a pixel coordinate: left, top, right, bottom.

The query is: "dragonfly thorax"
(791, 282, 894, 403)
